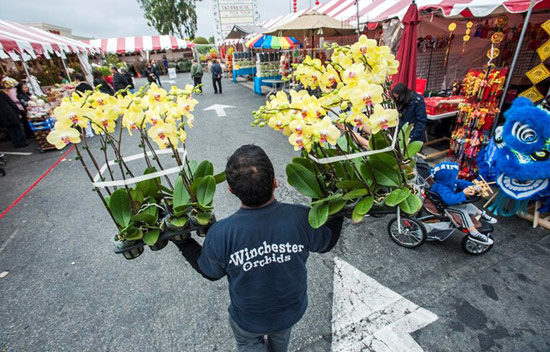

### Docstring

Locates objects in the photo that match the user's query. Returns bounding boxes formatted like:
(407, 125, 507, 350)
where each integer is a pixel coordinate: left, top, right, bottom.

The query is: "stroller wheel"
(387, 216, 427, 249)
(461, 234, 494, 255)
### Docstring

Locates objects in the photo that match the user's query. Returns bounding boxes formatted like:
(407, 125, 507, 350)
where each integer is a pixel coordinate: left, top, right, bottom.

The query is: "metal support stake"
(491, 0, 535, 136)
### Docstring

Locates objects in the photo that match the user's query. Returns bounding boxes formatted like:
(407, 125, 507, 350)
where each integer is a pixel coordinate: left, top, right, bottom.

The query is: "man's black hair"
(226, 145, 275, 207)
(74, 73, 85, 81)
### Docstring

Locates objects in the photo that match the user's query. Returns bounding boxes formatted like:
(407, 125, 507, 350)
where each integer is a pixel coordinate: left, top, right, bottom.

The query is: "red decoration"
(315, 0, 319, 5)
(293, 0, 297, 12)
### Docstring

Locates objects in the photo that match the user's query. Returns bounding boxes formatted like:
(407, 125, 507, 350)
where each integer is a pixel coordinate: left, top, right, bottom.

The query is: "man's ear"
(228, 185, 234, 194)
(273, 178, 278, 189)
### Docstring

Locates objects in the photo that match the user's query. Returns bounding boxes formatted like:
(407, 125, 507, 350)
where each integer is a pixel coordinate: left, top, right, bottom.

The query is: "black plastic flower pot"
(122, 246, 144, 260)
(149, 239, 169, 251)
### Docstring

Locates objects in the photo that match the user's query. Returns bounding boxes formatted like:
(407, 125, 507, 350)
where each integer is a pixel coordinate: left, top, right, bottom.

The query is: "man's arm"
(320, 215, 344, 253)
(174, 239, 223, 281)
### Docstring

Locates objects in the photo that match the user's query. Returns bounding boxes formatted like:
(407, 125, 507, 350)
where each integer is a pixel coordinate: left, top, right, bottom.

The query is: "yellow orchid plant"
(47, 83, 224, 259)
(253, 35, 423, 228)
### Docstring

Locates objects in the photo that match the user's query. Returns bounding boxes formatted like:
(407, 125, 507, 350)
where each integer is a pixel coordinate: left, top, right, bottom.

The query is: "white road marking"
(0, 229, 18, 255)
(202, 104, 236, 117)
(332, 257, 438, 352)
(162, 80, 176, 84)
(0, 152, 32, 155)
(0, 271, 8, 278)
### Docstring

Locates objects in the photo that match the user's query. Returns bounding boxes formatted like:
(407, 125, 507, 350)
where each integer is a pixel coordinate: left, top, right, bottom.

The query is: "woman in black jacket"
(93, 70, 114, 95)
(0, 87, 27, 148)
(392, 83, 427, 142)
(16, 82, 34, 138)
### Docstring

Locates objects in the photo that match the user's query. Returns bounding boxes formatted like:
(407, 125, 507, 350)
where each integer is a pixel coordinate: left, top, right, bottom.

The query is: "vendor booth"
(83, 35, 195, 77)
(0, 20, 98, 151)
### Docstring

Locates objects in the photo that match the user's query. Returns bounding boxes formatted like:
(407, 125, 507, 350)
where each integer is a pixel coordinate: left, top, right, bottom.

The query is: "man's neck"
(240, 196, 276, 209)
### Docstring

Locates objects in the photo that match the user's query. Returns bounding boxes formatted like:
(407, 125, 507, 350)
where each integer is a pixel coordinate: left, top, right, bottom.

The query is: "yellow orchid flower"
(53, 101, 89, 129)
(122, 104, 146, 135)
(320, 64, 341, 91)
(289, 132, 312, 152)
(146, 83, 168, 105)
(351, 35, 377, 61)
(89, 109, 116, 134)
(349, 81, 384, 110)
(88, 92, 114, 109)
(345, 107, 369, 129)
(313, 116, 341, 145)
(148, 121, 179, 149)
(367, 104, 399, 134)
(46, 123, 81, 149)
(178, 128, 187, 143)
(331, 50, 353, 71)
(342, 63, 367, 86)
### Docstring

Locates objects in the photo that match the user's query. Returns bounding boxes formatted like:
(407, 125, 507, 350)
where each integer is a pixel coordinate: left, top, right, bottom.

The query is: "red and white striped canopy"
(83, 35, 194, 54)
(260, 0, 550, 29)
(0, 20, 98, 60)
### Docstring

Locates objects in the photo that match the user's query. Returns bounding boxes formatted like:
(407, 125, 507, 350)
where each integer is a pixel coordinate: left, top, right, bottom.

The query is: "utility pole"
(356, 0, 360, 38)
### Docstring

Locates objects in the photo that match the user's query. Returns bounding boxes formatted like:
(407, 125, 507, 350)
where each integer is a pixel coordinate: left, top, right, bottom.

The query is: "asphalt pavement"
(0, 73, 549, 352)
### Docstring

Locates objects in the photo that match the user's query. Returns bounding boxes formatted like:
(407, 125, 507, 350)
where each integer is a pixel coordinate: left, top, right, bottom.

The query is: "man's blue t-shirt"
(197, 200, 332, 333)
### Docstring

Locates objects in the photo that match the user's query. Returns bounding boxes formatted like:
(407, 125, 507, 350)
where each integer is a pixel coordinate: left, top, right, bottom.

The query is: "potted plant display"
(252, 36, 423, 228)
(47, 83, 224, 259)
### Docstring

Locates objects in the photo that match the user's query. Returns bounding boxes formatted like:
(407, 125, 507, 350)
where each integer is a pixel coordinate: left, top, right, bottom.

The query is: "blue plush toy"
(477, 97, 550, 215)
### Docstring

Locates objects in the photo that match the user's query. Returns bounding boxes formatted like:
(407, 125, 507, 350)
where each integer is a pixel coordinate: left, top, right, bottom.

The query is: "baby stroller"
(387, 159, 494, 255)
(0, 154, 5, 176)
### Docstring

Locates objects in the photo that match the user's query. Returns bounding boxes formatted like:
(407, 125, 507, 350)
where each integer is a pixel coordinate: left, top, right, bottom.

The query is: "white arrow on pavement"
(202, 104, 235, 117)
(332, 257, 438, 352)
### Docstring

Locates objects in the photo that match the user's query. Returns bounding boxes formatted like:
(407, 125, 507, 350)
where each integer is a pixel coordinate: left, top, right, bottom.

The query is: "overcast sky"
(0, 0, 324, 39)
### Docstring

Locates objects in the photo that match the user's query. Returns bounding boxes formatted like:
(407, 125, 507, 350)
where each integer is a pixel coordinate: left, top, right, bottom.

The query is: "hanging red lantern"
(315, 0, 319, 5)
(293, 0, 297, 12)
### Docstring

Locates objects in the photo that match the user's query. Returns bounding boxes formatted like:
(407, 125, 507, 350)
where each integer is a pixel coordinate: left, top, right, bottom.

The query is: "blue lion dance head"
(490, 97, 550, 200)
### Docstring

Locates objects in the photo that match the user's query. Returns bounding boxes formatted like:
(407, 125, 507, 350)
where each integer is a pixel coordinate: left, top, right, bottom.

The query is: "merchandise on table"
(26, 84, 75, 152)
(232, 52, 254, 70)
(449, 68, 507, 179)
(256, 52, 281, 78)
(424, 95, 464, 115)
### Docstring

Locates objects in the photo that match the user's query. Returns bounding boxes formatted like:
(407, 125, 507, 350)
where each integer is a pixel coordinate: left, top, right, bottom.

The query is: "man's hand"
(463, 187, 476, 197)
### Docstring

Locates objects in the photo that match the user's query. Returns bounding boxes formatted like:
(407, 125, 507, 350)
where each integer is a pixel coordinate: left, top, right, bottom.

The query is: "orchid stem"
(74, 144, 120, 230)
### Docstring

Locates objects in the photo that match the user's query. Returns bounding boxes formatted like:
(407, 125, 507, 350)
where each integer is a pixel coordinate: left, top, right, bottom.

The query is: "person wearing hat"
(0, 77, 27, 148)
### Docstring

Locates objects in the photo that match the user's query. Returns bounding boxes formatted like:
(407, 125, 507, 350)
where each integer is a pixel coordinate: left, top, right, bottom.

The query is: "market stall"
(0, 20, 97, 151)
(83, 35, 195, 77)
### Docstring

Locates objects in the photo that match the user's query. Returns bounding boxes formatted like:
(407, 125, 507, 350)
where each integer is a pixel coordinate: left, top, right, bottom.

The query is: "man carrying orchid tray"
(174, 144, 344, 352)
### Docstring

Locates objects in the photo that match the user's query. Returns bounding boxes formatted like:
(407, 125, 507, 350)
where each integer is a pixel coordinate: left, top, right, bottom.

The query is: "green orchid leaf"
(358, 164, 375, 187)
(292, 157, 315, 173)
(173, 176, 191, 208)
(214, 171, 226, 184)
(129, 189, 145, 211)
(368, 152, 399, 167)
(399, 193, 422, 214)
(170, 217, 188, 228)
(335, 180, 364, 190)
(143, 228, 160, 246)
(342, 188, 368, 200)
(309, 193, 343, 205)
(197, 175, 216, 206)
(308, 201, 329, 229)
(369, 160, 401, 187)
(328, 199, 347, 215)
(174, 203, 196, 215)
(405, 141, 424, 159)
(125, 228, 143, 241)
(135, 167, 160, 199)
(194, 160, 214, 178)
(109, 189, 132, 228)
(184, 160, 198, 179)
(286, 163, 324, 199)
(385, 188, 411, 207)
(352, 196, 374, 223)
(190, 176, 202, 193)
(195, 212, 213, 226)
